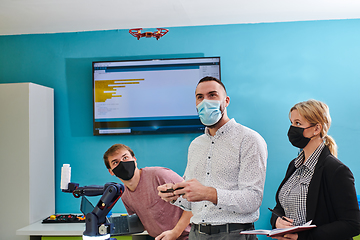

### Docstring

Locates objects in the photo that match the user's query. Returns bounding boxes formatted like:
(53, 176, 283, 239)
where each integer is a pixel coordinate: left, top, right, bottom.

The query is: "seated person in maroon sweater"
(103, 144, 192, 240)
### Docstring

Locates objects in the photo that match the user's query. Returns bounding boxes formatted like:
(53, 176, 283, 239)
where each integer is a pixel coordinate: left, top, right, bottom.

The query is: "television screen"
(93, 57, 221, 135)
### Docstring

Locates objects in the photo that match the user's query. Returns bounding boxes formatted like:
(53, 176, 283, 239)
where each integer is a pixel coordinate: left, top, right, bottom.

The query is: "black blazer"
(271, 146, 360, 240)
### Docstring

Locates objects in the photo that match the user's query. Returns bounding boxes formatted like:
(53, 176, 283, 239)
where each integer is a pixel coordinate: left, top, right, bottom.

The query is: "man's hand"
(157, 183, 180, 203)
(173, 179, 217, 204)
(155, 229, 179, 240)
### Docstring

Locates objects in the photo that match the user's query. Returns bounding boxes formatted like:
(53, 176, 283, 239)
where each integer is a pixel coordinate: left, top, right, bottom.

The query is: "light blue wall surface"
(1, 19, 360, 235)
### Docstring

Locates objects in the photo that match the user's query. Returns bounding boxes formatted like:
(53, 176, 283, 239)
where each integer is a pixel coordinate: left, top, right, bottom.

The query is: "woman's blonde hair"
(290, 99, 338, 157)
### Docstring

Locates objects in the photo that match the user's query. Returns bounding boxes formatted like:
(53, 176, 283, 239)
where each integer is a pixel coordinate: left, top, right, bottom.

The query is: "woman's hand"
(271, 217, 297, 240)
(275, 216, 293, 229)
(271, 233, 298, 240)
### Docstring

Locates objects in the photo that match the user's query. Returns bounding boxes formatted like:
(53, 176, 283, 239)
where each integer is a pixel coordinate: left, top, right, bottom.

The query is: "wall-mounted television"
(93, 57, 221, 135)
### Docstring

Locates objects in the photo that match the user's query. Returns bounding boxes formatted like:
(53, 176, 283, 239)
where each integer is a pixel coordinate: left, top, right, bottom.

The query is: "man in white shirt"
(158, 76, 267, 240)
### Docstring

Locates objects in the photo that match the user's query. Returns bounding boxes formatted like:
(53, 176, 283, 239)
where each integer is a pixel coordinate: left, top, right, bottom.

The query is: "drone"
(129, 28, 169, 40)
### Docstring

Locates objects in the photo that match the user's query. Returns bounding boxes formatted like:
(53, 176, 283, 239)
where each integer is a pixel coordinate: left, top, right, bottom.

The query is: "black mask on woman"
(112, 161, 136, 180)
(287, 125, 314, 149)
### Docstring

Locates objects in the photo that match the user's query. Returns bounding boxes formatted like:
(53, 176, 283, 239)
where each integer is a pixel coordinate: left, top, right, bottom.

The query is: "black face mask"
(287, 125, 313, 149)
(112, 161, 135, 181)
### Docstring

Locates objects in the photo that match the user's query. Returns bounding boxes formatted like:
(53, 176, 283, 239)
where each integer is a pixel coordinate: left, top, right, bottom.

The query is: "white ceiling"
(1, 0, 360, 36)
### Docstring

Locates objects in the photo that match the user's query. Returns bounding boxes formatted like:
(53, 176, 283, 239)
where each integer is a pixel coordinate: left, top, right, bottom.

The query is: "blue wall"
(1, 19, 359, 234)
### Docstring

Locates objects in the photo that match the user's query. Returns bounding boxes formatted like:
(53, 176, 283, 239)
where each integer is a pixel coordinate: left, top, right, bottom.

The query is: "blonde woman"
(270, 99, 360, 240)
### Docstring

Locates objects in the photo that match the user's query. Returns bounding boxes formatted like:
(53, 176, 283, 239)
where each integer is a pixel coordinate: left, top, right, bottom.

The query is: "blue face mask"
(196, 99, 223, 126)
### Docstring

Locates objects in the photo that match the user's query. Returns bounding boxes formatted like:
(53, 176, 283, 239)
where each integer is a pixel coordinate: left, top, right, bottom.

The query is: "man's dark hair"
(197, 76, 227, 93)
(103, 144, 135, 169)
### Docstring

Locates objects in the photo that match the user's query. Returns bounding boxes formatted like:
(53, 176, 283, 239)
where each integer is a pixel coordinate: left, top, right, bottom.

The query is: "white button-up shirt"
(175, 119, 267, 225)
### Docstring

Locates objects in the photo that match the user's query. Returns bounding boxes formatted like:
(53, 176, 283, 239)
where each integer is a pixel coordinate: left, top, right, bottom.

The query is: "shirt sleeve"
(173, 196, 192, 211)
(216, 133, 267, 214)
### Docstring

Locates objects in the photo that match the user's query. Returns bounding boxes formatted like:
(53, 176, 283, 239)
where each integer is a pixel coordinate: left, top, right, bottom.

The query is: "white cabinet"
(0, 83, 54, 240)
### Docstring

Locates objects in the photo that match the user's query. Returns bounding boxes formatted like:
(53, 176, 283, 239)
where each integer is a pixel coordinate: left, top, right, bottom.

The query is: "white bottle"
(61, 164, 71, 190)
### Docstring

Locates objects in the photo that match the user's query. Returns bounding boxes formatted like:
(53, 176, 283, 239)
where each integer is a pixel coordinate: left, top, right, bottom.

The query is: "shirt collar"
(205, 118, 236, 138)
(294, 142, 325, 170)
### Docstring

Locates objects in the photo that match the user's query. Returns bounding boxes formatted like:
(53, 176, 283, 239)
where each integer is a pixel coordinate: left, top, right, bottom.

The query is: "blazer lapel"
(306, 147, 330, 221)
